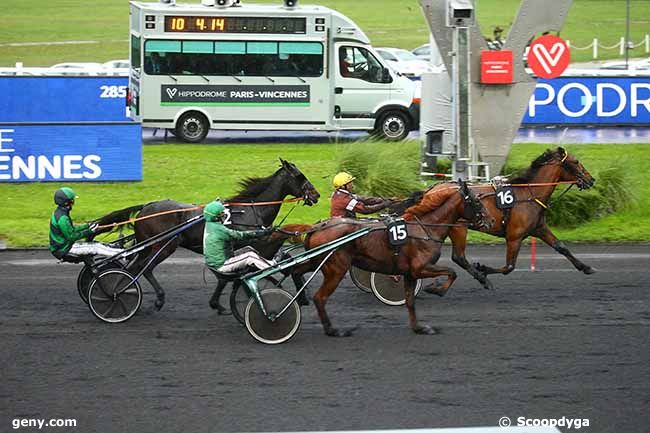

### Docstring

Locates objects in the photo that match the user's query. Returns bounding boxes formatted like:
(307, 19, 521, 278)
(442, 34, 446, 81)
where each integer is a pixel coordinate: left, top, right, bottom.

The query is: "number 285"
(100, 85, 127, 98)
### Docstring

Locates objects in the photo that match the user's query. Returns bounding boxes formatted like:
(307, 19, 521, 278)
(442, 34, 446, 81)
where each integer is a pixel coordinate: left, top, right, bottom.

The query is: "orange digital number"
(211, 18, 225, 31)
(172, 17, 185, 31)
(196, 18, 205, 30)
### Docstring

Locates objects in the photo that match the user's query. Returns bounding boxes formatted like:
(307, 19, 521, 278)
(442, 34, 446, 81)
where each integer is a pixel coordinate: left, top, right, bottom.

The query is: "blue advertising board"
(0, 124, 142, 182)
(0, 77, 130, 123)
(523, 76, 650, 125)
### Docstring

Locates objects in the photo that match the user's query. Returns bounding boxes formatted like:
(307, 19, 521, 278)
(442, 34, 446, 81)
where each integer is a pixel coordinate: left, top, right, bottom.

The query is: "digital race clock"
(164, 16, 307, 34)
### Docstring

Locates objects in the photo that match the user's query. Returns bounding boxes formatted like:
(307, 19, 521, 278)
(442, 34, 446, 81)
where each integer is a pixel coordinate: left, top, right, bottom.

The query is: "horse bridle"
(460, 186, 490, 229)
(282, 162, 316, 205)
(558, 150, 592, 190)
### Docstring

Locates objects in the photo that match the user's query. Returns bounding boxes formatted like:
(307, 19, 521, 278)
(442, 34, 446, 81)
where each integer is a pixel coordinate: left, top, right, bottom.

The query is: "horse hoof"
(326, 327, 356, 337)
(413, 325, 438, 335)
(481, 278, 494, 291)
(583, 266, 596, 275)
(217, 308, 232, 316)
(423, 285, 446, 297)
(472, 262, 487, 273)
(154, 299, 165, 311)
(297, 297, 310, 306)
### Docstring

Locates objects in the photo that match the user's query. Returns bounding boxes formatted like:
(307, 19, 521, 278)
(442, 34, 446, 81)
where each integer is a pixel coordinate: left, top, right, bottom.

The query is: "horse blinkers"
(459, 181, 491, 230)
(279, 158, 320, 205)
(558, 150, 595, 190)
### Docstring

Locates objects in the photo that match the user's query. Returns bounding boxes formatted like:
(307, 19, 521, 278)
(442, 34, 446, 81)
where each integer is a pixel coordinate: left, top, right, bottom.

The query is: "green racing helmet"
(204, 200, 226, 221)
(54, 187, 78, 207)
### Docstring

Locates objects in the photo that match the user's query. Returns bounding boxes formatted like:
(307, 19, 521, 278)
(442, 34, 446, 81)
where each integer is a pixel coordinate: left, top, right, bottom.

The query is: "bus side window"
(144, 52, 167, 75)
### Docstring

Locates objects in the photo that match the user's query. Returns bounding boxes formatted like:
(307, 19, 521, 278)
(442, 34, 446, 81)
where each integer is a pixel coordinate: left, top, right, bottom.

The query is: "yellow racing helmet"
(333, 172, 355, 189)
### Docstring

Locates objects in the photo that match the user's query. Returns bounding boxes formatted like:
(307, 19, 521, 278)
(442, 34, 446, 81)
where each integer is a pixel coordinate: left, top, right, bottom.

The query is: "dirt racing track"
(1, 243, 648, 433)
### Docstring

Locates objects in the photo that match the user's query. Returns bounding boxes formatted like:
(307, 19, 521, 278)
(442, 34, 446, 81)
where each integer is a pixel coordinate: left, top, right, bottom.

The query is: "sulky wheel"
(76, 261, 123, 304)
(88, 269, 142, 323)
(231, 276, 282, 325)
(245, 288, 301, 345)
(370, 273, 423, 306)
(349, 266, 372, 293)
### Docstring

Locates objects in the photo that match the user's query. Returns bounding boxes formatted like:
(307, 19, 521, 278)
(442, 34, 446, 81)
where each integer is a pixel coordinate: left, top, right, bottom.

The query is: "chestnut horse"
(287, 180, 492, 337)
(408, 147, 596, 290)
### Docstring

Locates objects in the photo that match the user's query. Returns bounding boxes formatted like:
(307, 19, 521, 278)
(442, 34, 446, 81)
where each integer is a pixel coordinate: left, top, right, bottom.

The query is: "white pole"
(620, 37, 625, 56)
(593, 38, 598, 59)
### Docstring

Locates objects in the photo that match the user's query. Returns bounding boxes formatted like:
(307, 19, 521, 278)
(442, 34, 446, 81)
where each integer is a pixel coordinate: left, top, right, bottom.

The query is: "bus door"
(333, 44, 393, 129)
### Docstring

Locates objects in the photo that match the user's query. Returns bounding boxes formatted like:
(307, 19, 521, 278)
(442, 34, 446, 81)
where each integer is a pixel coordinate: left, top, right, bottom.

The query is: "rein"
(95, 197, 304, 230)
(509, 180, 577, 187)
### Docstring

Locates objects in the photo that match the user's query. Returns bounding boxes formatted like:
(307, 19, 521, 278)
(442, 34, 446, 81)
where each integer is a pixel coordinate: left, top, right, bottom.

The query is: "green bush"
(334, 139, 425, 197)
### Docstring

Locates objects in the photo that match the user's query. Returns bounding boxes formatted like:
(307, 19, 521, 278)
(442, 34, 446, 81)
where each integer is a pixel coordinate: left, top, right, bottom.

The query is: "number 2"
(222, 207, 232, 225)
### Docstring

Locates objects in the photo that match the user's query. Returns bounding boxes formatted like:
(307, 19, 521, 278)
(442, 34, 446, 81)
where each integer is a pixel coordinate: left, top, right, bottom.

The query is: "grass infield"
(1, 0, 649, 66)
(1, 142, 648, 248)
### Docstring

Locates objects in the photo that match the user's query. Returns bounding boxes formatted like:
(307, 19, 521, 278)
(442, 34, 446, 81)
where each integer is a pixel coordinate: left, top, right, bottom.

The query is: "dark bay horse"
(286, 180, 492, 337)
(410, 147, 596, 290)
(97, 159, 319, 311)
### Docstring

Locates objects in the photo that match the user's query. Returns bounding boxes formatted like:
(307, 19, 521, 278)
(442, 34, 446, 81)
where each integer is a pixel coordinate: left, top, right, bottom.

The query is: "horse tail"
(91, 203, 148, 235)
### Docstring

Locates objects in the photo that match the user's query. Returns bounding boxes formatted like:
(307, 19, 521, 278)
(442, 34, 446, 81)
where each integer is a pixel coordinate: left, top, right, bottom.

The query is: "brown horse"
(287, 180, 492, 337)
(410, 147, 596, 290)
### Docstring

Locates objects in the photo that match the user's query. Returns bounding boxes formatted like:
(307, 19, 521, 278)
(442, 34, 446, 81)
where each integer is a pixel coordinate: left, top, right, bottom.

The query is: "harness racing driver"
(203, 200, 274, 275)
(49, 187, 124, 260)
(330, 172, 392, 218)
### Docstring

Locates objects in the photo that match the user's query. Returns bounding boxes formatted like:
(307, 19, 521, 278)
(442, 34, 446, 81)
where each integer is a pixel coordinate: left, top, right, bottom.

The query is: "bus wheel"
(377, 111, 409, 141)
(175, 112, 209, 143)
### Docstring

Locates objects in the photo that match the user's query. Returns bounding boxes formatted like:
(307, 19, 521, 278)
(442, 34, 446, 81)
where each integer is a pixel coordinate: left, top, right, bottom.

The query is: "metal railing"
(566, 34, 650, 60)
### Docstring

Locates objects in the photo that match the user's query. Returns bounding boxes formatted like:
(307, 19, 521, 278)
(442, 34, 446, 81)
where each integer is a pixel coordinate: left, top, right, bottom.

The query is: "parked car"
(51, 62, 104, 69)
(49, 62, 105, 76)
(375, 47, 435, 79)
(102, 59, 130, 70)
(411, 43, 444, 67)
(50, 61, 128, 76)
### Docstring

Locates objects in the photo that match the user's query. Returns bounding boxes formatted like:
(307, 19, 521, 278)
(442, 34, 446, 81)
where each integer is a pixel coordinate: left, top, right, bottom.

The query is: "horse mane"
(402, 184, 458, 220)
(226, 169, 280, 202)
(508, 148, 559, 184)
(387, 190, 425, 215)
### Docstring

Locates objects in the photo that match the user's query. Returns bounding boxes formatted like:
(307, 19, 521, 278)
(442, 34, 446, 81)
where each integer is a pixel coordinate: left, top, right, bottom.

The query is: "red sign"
(527, 34, 571, 79)
(480, 50, 513, 84)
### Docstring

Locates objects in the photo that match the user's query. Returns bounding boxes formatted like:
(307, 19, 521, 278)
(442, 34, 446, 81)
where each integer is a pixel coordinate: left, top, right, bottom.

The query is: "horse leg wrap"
(553, 241, 570, 256)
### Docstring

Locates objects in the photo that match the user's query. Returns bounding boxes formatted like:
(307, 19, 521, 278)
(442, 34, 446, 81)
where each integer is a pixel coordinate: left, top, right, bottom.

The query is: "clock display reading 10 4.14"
(164, 16, 307, 34)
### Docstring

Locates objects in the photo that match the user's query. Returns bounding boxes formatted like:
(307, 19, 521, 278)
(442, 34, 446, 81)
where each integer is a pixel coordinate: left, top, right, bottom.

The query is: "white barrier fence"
(567, 34, 650, 59)
(0, 63, 128, 76)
